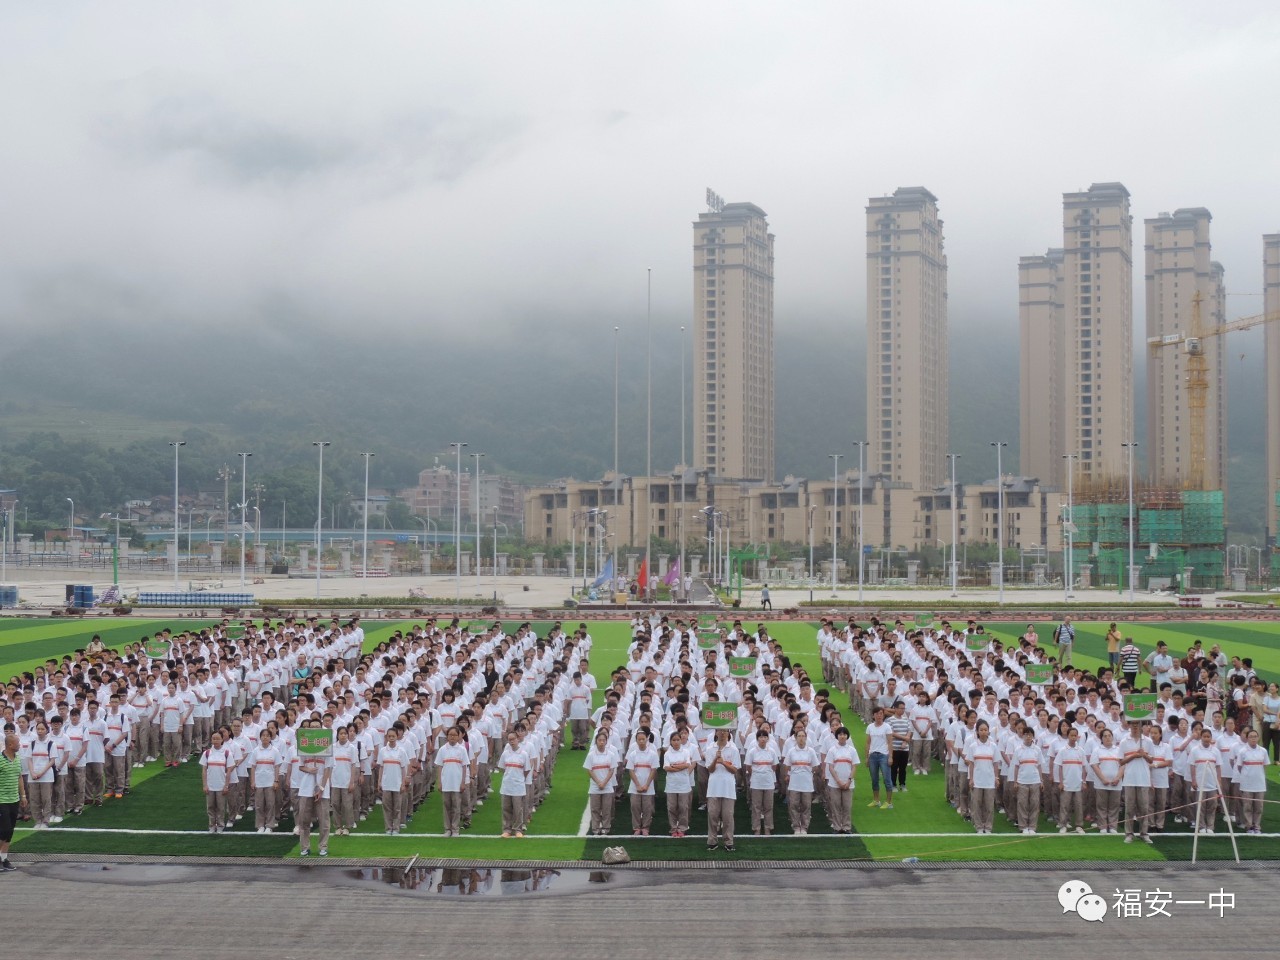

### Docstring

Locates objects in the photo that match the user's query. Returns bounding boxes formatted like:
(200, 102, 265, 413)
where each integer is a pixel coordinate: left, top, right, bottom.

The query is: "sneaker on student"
(299, 848, 310, 857)
(867, 801, 881, 808)
(881, 802, 893, 810)
(1075, 827, 1085, 835)
(1059, 826, 1068, 834)
(318, 848, 328, 857)
(0, 860, 17, 872)
(1142, 836, 1154, 844)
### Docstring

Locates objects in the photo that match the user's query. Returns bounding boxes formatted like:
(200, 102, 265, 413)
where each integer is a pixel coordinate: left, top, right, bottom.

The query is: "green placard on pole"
(729, 657, 755, 678)
(913, 613, 933, 627)
(296, 729, 334, 757)
(144, 639, 171, 660)
(700, 703, 738, 728)
(1025, 663, 1054, 685)
(966, 635, 988, 652)
(697, 613, 719, 630)
(1124, 693, 1158, 721)
(698, 630, 721, 649)
(468, 621, 488, 634)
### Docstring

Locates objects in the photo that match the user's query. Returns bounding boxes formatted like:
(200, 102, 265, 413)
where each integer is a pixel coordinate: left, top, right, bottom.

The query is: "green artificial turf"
(7, 615, 1280, 863)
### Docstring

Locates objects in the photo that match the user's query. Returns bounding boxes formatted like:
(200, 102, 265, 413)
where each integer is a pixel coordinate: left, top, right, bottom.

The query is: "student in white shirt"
(782, 727, 819, 834)
(625, 728, 659, 836)
(704, 727, 740, 852)
(744, 729, 780, 835)
(1118, 721, 1154, 844)
(1012, 728, 1043, 834)
(1188, 727, 1222, 834)
(1234, 728, 1270, 834)
(250, 730, 282, 832)
(964, 721, 1000, 834)
(1054, 727, 1088, 833)
(663, 730, 695, 838)
(584, 730, 619, 836)
(1090, 728, 1123, 834)
(378, 727, 410, 836)
(199, 730, 233, 834)
(329, 725, 360, 836)
(1146, 726, 1173, 833)
(435, 726, 471, 837)
(865, 707, 895, 810)
(498, 730, 532, 839)
(823, 727, 860, 835)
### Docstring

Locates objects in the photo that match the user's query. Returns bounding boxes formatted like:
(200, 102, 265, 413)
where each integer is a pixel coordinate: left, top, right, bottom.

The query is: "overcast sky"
(3, 0, 1279, 347)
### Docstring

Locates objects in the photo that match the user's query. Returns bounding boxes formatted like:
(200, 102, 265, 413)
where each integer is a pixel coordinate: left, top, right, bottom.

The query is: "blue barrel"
(73, 585, 93, 607)
(0, 585, 17, 608)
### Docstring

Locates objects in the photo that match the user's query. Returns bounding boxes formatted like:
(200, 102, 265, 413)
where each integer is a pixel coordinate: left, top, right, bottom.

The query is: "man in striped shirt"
(1, 731, 27, 870)
(889, 701, 913, 792)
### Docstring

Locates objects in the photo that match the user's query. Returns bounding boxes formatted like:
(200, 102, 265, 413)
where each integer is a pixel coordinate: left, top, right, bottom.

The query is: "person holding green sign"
(704, 727, 740, 851)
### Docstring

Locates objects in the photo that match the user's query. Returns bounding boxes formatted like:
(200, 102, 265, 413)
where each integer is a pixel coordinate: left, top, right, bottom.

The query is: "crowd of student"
(2, 612, 1276, 867)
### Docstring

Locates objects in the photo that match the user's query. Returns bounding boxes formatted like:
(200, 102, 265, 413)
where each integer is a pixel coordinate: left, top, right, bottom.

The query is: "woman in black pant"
(888, 701, 912, 792)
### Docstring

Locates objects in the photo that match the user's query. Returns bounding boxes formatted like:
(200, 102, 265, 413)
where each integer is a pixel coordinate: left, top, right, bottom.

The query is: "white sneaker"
(1059, 826, 1067, 834)
(50, 816, 63, 824)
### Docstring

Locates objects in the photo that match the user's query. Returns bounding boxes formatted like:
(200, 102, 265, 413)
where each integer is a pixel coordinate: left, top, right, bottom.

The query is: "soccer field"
(5, 615, 1280, 863)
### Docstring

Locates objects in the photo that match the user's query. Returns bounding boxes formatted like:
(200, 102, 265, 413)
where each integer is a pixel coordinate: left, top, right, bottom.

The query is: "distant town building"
(1145, 208, 1226, 490)
(397, 465, 525, 527)
(865, 187, 948, 491)
(1266, 234, 1280, 540)
(1018, 249, 1066, 486)
(693, 195, 775, 482)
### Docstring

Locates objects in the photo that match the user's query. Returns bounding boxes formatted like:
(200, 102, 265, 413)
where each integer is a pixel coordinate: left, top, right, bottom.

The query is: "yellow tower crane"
(1146, 293, 1280, 490)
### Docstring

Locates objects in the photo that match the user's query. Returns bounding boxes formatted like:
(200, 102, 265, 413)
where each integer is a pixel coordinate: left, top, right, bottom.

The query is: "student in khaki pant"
(704, 728, 741, 852)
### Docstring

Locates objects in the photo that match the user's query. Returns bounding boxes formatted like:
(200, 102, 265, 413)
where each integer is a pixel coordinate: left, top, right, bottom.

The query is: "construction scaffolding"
(1071, 481, 1225, 590)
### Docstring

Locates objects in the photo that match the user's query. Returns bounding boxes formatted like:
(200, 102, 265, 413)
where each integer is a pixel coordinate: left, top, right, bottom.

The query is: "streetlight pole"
(1122, 442, 1137, 602)
(237, 452, 252, 588)
(854, 442, 868, 604)
(828, 454, 842, 595)
(450, 442, 467, 602)
(313, 441, 330, 597)
(169, 441, 184, 588)
(679, 323, 686, 602)
(360, 452, 375, 580)
(613, 325, 620, 592)
(991, 442, 1007, 604)
(645, 267, 652, 602)
(281, 500, 287, 556)
(808, 504, 815, 582)
(1063, 453, 1077, 601)
(472, 452, 485, 595)
(947, 453, 960, 597)
(66, 498, 75, 560)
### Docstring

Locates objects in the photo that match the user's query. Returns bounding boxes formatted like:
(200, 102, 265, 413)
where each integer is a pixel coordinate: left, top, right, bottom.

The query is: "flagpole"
(613, 324, 620, 599)
(645, 267, 652, 603)
(679, 322, 686, 603)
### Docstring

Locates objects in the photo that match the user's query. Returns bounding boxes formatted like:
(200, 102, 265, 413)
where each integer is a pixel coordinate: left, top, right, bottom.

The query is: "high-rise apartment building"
(1061, 183, 1133, 485)
(865, 187, 948, 491)
(692, 197, 775, 481)
(1018, 249, 1066, 485)
(1265, 234, 1280, 540)
(1145, 209, 1226, 490)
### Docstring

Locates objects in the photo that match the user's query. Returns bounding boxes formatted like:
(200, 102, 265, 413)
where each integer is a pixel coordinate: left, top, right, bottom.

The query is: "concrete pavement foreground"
(1, 862, 1268, 959)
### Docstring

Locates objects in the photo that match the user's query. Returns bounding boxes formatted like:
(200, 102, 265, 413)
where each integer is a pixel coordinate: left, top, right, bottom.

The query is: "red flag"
(637, 559, 648, 593)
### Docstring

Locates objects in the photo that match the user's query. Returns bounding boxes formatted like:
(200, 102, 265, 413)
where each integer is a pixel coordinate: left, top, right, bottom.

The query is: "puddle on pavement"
(337, 867, 615, 896)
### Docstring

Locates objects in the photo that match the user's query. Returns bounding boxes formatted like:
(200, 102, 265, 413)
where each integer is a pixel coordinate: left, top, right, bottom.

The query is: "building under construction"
(1071, 478, 1225, 590)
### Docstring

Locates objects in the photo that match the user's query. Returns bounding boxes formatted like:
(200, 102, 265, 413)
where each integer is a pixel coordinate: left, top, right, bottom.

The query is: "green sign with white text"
(296, 729, 334, 757)
(729, 657, 755, 678)
(966, 635, 989, 652)
(700, 704, 738, 728)
(1124, 693, 1158, 721)
(144, 639, 171, 659)
(1025, 663, 1054, 685)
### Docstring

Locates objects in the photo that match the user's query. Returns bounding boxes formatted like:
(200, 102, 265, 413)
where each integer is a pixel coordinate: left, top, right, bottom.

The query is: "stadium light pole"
(313, 442, 329, 597)
(360, 452, 374, 580)
(237, 452, 252, 588)
(679, 323, 686, 601)
(947, 454, 960, 597)
(169, 441, 185, 588)
(645, 267, 652, 601)
(991, 441, 1007, 604)
(854, 441, 868, 604)
(1123, 442, 1138, 602)
(451, 442, 467, 603)
(65, 497, 75, 559)
(829, 454, 842, 596)
(613, 325, 619, 592)
(1063, 453, 1077, 602)
(472, 452, 485, 595)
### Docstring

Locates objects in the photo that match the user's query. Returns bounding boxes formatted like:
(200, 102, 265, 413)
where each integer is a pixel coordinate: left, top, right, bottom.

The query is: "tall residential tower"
(1266, 234, 1280, 540)
(1144, 208, 1226, 490)
(1018, 249, 1066, 485)
(1061, 182, 1134, 486)
(865, 187, 948, 490)
(693, 195, 775, 481)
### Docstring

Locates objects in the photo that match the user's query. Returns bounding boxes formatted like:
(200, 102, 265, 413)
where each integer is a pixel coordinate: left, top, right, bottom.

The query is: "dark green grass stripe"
(15, 830, 297, 858)
(1, 620, 211, 677)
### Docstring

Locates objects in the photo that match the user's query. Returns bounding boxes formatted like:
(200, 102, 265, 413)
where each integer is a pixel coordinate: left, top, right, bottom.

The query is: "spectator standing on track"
(1, 731, 27, 870)
(1053, 617, 1075, 667)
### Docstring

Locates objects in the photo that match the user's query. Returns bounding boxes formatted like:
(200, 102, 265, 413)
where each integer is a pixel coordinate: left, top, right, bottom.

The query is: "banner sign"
(467, 621, 488, 634)
(697, 630, 721, 649)
(729, 657, 755, 678)
(700, 704, 738, 728)
(296, 729, 334, 757)
(144, 639, 171, 659)
(966, 635, 989, 652)
(1124, 693, 1158, 721)
(1025, 663, 1054, 685)
(913, 613, 934, 627)
(697, 613, 719, 631)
